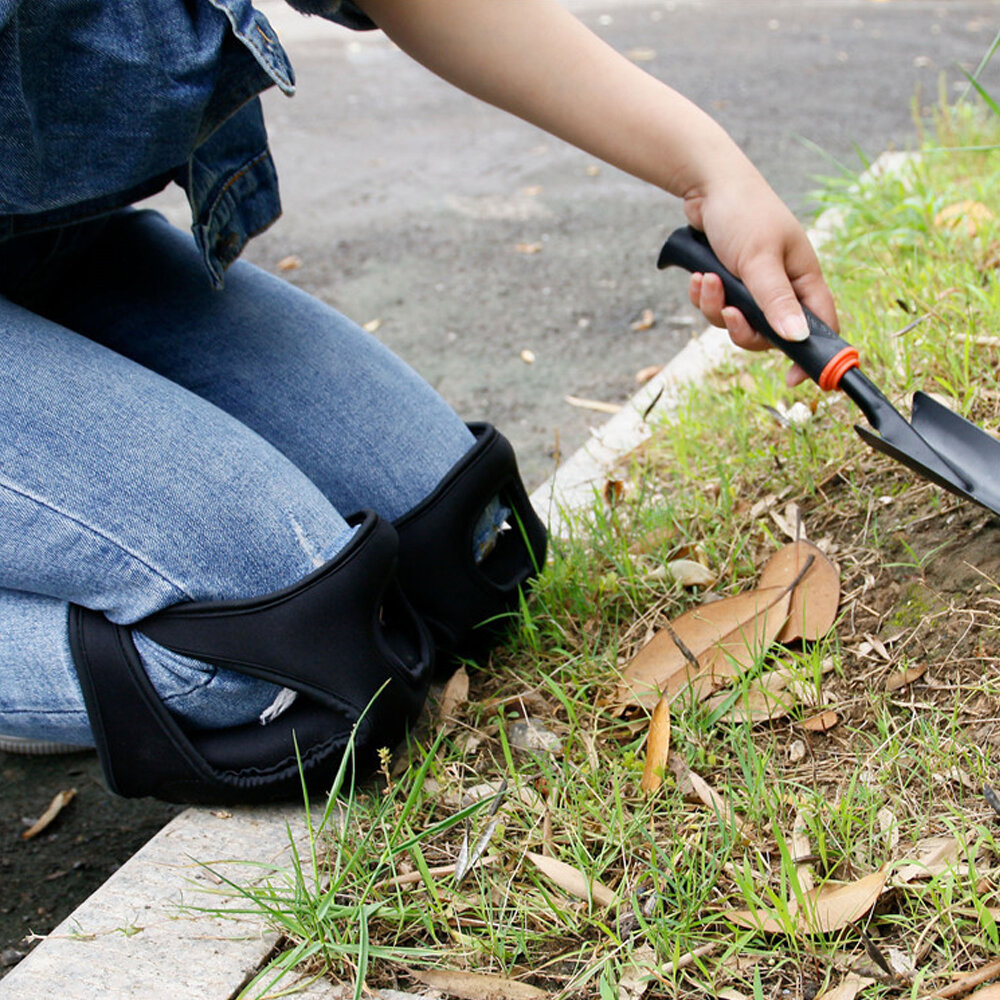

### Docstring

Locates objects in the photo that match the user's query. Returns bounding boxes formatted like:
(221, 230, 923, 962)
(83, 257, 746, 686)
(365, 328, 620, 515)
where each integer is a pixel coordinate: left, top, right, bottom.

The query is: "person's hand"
(681, 165, 838, 387)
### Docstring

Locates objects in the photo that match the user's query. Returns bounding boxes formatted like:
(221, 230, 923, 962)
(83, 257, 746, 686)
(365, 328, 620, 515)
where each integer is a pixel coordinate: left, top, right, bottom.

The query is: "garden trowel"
(658, 225, 1000, 518)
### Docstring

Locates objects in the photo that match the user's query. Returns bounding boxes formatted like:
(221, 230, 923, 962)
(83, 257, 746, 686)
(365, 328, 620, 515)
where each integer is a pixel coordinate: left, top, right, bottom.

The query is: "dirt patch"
(0, 752, 180, 975)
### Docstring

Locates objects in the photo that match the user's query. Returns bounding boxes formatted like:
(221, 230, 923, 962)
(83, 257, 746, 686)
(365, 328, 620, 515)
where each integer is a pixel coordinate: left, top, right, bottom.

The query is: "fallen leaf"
(726, 866, 889, 935)
(706, 669, 797, 724)
(640, 695, 671, 793)
(412, 969, 548, 1000)
(630, 309, 656, 331)
(895, 834, 966, 883)
(665, 558, 717, 588)
(668, 758, 753, 837)
(791, 806, 815, 894)
(514, 242, 543, 254)
(788, 739, 807, 763)
(565, 395, 622, 414)
(22, 788, 76, 841)
(800, 710, 839, 732)
(437, 666, 469, 723)
(759, 541, 840, 642)
(618, 943, 657, 1000)
(614, 586, 792, 710)
(508, 718, 563, 755)
(934, 199, 995, 238)
(526, 851, 618, 907)
(878, 807, 900, 854)
(768, 502, 807, 541)
(885, 663, 926, 692)
(815, 973, 875, 1000)
(277, 254, 301, 271)
(635, 364, 663, 384)
(603, 478, 626, 507)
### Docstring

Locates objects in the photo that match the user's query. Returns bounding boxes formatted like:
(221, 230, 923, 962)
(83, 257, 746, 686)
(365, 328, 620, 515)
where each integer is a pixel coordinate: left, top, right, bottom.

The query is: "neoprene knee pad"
(393, 423, 547, 662)
(69, 512, 433, 803)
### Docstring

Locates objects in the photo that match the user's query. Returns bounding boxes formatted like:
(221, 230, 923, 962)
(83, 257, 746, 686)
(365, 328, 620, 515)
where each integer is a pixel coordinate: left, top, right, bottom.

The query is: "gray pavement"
(238, 0, 1000, 485)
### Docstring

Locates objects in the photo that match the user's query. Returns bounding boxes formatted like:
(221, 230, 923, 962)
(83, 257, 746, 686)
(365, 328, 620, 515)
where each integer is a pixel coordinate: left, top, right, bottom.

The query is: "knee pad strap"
(69, 512, 433, 802)
(394, 423, 547, 657)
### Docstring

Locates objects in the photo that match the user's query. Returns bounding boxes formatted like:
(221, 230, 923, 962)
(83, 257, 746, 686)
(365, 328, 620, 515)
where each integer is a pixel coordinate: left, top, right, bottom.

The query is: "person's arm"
(355, 0, 836, 378)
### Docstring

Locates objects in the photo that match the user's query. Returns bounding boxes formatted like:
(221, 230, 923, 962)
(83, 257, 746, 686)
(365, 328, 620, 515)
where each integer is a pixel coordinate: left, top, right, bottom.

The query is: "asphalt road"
(237, 0, 1000, 485)
(3, 0, 999, 974)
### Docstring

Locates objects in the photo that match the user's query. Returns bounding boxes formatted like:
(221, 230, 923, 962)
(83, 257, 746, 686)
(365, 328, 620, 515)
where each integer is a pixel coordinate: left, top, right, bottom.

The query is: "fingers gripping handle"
(657, 226, 858, 391)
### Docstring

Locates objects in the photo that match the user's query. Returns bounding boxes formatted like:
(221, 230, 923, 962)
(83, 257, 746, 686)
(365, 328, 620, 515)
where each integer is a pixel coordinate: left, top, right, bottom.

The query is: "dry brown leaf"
(759, 540, 840, 642)
(565, 395, 622, 414)
(603, 478, 626, 508)
(672, 761, 753, 837)
(640, 695, 671, 793)
(706, 669, 797, 724)
(934, 199, 995, 238)
(22, 788, 76, 841)
(412, 969, 548, 1000)
(618, 943, 657, 1000)
(666, 558, 716, 588)
(801, 710, 839, 732)
(614, 586, 792, 710)
(525, 851, 618, 908)
(630, 309, 656, 331)
(635, 364, 663, 385)
(686, 768, 729, 813)
(895, 834, 965, 883)
(437, 666, 469, 723)
(885, 663, 926, 692)
(727, 866, 889, 935)
(815, 973, 875, 1000)
(791, 807, 815, 894)
(768, 502, 807, 541)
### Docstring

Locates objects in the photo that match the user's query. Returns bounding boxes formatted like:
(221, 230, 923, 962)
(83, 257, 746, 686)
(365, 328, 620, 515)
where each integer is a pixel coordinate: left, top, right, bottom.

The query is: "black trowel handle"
(658, 226, 859, 391)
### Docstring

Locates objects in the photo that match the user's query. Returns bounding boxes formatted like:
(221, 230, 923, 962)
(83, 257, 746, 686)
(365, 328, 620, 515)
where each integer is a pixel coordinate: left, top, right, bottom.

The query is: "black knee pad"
(69, 512, 433, 803)
(393, 423, 547, 661)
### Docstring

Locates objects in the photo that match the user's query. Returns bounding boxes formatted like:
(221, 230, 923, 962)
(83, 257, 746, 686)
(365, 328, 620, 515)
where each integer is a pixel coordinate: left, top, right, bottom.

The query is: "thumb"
(739, 258, 810, 343)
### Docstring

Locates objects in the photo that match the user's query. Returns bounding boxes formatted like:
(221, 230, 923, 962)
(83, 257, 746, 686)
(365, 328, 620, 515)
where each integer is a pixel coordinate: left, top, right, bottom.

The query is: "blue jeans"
(0, 209, 480, 745)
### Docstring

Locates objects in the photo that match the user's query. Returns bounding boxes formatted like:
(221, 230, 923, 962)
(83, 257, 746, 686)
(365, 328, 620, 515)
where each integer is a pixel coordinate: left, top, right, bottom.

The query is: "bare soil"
(0, 753, 180, 975)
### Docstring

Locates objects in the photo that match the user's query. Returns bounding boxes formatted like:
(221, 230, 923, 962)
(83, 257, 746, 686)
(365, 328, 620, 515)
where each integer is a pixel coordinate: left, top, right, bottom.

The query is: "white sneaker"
(0, 735, 91, 755)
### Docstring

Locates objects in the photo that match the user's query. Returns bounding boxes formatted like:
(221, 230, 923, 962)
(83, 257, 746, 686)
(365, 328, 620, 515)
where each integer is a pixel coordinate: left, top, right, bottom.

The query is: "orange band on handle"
(818, 347, 860, 392)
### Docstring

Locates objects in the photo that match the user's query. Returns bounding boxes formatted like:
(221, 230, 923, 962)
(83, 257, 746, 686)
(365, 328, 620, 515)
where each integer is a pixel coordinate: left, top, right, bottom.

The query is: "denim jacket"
(0, 0, 373, 286)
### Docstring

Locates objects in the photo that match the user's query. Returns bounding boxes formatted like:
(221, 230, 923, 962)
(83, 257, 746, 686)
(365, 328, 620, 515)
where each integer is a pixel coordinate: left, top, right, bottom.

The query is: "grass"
(212, 101, 1000, 1000)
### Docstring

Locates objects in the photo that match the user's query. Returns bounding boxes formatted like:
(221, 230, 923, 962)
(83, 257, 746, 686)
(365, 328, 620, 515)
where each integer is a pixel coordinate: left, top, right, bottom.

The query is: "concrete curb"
(529, 325, 738, 536)
(2, 152, 908, 999)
